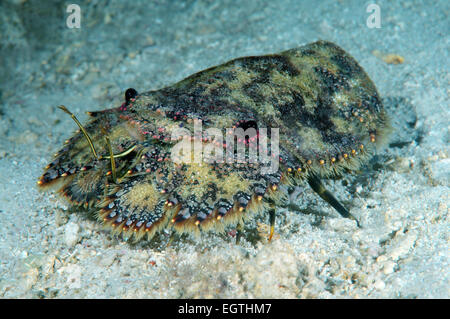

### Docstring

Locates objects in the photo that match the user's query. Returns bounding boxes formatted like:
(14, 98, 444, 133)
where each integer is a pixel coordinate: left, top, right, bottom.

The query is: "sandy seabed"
(0, 0, 448, 298)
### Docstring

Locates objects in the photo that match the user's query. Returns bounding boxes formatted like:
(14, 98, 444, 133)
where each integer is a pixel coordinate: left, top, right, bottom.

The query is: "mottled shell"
(38, 41, 389, 241)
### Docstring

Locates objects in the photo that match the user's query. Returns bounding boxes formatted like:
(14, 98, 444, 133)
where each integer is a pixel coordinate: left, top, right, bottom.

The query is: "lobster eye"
(125, 88, 138, 103)
(238, 120, 258, 131)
